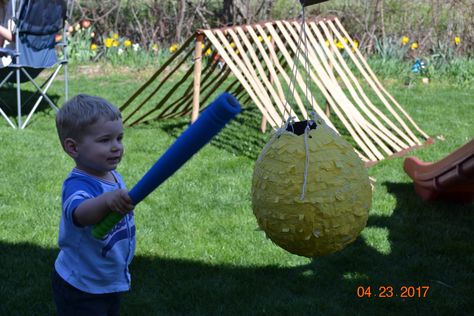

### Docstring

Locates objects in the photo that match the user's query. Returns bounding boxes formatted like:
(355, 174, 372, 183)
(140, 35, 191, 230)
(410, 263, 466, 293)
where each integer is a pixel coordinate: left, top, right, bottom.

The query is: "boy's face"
(69, 119, 124, 178)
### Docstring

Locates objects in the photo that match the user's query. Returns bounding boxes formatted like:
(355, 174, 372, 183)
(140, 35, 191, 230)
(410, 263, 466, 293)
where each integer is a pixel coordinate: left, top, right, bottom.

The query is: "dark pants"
(51, 268, 122, 316)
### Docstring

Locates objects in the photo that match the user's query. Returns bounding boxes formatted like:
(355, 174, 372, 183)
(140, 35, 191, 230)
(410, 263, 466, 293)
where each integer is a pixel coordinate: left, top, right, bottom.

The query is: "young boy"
(52, 94, 135, 315)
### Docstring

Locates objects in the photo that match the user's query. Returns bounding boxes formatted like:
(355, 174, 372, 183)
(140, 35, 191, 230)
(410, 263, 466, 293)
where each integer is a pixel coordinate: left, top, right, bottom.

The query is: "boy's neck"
(74, 166, 116, 183)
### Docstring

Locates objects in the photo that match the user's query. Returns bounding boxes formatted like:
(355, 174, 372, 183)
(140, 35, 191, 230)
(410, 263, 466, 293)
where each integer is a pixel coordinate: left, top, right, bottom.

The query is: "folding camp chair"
(0, 0, 74, 129)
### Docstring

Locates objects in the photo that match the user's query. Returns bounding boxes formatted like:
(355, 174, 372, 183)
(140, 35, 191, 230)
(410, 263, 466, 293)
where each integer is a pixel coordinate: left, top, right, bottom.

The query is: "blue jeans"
(51, 268, 123, 316)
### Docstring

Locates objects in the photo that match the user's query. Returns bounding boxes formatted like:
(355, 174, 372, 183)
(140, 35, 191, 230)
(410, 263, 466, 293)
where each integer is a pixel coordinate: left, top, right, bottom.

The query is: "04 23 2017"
(356, 285, 430, 298)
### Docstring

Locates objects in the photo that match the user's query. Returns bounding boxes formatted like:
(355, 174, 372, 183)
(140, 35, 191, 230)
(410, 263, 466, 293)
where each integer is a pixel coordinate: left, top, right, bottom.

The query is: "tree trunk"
(175, 0, 186, 42)
(257, 0, 273, 21)
(223, 0, 234, 25)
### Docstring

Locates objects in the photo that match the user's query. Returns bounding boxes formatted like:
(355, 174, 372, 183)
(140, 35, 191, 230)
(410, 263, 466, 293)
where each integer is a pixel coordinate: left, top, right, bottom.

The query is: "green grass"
(0, 65, 473, 315)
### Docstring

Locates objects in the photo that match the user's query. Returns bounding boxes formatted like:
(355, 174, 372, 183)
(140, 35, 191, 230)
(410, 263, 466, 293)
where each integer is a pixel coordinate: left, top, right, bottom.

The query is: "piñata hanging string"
(281, 2, 320, 200)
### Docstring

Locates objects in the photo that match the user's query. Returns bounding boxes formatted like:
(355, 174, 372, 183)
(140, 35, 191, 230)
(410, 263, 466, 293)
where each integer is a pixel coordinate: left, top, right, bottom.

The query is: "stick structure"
(120, 17, 430, 164)
(92, 92, 241, 238)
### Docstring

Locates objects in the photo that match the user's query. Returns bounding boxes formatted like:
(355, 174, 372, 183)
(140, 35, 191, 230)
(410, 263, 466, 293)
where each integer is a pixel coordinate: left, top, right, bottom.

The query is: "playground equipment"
(119, 16, 430, 166)
(93, 93, 241, 238)
(404, 139, 474, 203)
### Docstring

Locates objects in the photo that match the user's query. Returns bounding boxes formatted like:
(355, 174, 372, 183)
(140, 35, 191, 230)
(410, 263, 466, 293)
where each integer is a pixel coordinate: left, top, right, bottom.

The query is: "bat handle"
(91, 212, 123, 239)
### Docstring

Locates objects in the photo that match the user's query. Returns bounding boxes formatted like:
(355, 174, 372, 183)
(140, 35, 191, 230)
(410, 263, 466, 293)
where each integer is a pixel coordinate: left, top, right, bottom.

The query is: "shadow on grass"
(145, 105, 270, 160)
(0, 87, 60, 120)
(144, 104, 366, 161)
(1, 183, 472, 315)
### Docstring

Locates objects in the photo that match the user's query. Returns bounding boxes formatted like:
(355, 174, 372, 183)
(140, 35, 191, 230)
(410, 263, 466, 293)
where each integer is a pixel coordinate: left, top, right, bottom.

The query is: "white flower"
(118, 48, 124, 55)
(132, 43, 140, 52)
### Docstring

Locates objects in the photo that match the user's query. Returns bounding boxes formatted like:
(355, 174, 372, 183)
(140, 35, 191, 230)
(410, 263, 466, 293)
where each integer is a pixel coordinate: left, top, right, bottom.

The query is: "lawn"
(0, 65, 473, 315)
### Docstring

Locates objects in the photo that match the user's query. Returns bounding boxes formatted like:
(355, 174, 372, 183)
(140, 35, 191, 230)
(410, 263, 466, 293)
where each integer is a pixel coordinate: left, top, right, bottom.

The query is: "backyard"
(0, 62, 473, 314)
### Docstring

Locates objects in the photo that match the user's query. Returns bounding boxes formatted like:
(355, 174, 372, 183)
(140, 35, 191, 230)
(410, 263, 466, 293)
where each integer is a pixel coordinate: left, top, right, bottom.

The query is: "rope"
(300, 124, 311, 200)
(282, 7, 305, 125)
(299, 5, 314, 201)
(276, 3, 326, 201)
(299, 111, 335, 200)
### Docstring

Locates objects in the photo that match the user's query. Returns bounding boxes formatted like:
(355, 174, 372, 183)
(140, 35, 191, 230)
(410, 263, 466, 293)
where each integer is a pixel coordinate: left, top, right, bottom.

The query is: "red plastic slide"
(403, 139, 474, 203)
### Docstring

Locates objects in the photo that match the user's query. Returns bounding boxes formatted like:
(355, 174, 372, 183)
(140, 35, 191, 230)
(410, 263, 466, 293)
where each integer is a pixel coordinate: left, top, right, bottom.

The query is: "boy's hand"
(105, 189, 134, 215)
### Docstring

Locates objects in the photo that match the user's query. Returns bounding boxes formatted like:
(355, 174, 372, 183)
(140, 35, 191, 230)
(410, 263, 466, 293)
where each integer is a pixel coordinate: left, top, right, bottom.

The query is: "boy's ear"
(64, 138, 79, 158)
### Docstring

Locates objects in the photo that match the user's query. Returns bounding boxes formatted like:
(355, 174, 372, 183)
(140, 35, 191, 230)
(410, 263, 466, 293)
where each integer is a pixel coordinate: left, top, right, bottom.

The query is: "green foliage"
(363, 56, 474, 87)
(71, 0, 473, 57)
(102, 38, 169, 68)
(374, 36, 410, 61)
(271, 0, 300, 20)
(439, 58, 474, 86)
(63, 22, 173, 68)
(66, 26, 97, 63)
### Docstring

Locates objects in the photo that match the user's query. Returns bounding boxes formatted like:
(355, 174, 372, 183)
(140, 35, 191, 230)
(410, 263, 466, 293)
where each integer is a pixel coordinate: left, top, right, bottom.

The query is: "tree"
(176, 0, 186, 41)
(223, 0, 234, 25)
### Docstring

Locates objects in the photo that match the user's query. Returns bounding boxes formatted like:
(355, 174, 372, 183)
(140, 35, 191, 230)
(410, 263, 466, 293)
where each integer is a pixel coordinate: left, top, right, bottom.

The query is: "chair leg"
(0, 70, 14, 87)
(0, 106, 16, 128)
(21, 67, 60, 110)
(16, 68, 21, 128)
(64, 62, 68, 101)
(21, 66, 62, 129)
(0, 71, 16, 128)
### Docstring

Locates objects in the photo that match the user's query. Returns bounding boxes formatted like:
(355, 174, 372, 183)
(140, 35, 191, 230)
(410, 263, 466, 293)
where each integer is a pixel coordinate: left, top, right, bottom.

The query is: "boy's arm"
(73, 189, 134, 227)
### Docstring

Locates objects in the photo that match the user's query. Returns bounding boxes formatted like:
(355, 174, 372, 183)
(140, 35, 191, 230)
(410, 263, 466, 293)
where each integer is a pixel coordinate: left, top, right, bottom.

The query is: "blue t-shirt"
(54, 168, 136, 294)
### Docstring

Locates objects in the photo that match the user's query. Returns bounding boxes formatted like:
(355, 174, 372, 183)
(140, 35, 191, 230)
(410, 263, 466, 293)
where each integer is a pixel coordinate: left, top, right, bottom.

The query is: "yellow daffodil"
(169, 43, 179, 53)
(205, 48, 212, 56)
(113, 33, 119, 40)
(342, 37, 348, 44)
(410, 42, 418, 50)
(258, 36, 263, 42)
(230, 42, 236, 48)
(124, 40, 132, 48)
(454, 36, 461, 45)
(335, 40, 344, 49)
(401, 36, 409, 45)
(325, 40, 330, 47)
(353, 40, 359, 48)
(104, 38, 113, 48)
(267, 35, 272, 41)
(90, 43, 97, 51)
(112, 40, 119, 47)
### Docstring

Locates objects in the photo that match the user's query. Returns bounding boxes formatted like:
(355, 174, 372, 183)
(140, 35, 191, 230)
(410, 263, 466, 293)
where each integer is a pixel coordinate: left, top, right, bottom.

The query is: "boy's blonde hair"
(56, 94, 122, 147)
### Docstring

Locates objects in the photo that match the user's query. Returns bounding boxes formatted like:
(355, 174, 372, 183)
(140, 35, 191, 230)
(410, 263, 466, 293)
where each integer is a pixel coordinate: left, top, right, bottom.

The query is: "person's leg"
(51, 267, 122, 316)
(51, 267, 80, 315)
(71, 291, 122, 316)
(105, 292, 122, 316)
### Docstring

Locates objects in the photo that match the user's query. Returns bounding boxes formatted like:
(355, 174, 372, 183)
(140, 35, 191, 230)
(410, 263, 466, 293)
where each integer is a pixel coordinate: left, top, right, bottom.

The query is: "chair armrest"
(0, 47, 18, 57)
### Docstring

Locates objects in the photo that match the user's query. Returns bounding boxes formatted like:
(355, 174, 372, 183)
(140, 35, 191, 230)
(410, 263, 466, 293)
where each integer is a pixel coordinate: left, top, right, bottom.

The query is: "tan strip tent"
(120, 16, 430, 164)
